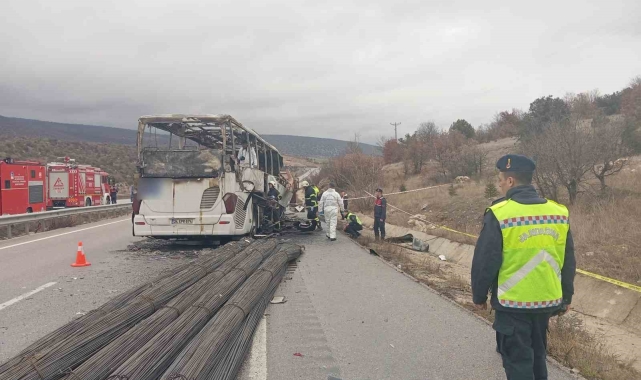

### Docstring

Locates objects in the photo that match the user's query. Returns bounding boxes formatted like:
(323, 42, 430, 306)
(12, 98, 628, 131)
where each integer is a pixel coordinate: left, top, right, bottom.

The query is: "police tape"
(370, 193, 641, 294)
(348, 184, 450, 201)
(576, 269, 641, 293)
(362, 190, 483, 240)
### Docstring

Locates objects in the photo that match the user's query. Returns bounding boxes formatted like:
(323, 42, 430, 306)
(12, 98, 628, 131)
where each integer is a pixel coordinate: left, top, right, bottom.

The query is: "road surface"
(239, 232, 576, 380)
(0, 218, 576, 379)
(0, 217, 183, 361)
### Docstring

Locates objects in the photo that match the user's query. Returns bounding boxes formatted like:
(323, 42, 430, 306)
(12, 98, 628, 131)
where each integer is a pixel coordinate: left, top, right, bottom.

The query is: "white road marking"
(0, 282, 57, 311)
(247, 316, 268, 380)
(0, 219, 128, 251)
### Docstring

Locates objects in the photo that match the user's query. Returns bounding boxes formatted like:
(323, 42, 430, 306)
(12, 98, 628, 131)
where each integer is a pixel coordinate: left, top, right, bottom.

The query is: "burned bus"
(132, 114, 293, 239)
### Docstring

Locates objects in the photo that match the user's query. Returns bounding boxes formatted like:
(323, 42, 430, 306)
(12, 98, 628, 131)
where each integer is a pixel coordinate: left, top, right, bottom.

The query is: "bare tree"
(521, 94, 600, 204)
(591, 115, 631, 194)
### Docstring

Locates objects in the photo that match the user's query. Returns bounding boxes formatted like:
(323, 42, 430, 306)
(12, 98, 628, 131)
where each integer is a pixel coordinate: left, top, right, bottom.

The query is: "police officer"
(471, 154, 576, 380)
(342, 210, 363, 239)
(373, 188, 386, 240)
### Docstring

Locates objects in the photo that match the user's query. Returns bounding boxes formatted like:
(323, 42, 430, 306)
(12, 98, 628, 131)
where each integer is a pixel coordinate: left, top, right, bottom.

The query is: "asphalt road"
(239, 231, 577, 380)
(1, 217, 576, 379)
(0, 217, 179, 362)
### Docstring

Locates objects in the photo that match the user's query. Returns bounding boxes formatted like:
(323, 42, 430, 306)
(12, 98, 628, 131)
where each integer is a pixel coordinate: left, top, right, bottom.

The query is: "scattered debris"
(439, 255, 447, 261)
(270, 296, 287, 304)
(293, 353, 304, 357)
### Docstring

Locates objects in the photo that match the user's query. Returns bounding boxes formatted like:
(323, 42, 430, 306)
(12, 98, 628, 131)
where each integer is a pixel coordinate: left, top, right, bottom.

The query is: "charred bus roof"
(137, 114, 279, 154)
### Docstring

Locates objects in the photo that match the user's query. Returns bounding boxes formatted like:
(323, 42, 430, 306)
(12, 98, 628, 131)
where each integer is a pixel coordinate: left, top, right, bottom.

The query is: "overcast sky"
(1, 0, 640, 144)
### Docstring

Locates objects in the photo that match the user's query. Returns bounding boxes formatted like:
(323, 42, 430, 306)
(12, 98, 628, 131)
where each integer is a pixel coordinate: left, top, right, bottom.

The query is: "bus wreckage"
(132, 114, 311, 239)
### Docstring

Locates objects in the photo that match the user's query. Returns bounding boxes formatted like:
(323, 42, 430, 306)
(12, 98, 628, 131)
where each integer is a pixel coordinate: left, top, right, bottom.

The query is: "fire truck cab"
(0, 158, 47, 215)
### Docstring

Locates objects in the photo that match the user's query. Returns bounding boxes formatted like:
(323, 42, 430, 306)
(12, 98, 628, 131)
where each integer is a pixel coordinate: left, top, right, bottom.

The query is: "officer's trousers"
(373, 218, 385, 239)
(493, 310, 552, 380)
(345, 223, 362, 238)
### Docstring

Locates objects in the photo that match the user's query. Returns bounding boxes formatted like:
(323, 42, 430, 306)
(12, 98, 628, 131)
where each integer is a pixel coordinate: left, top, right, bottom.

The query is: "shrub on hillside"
(485, 182, 499, 198)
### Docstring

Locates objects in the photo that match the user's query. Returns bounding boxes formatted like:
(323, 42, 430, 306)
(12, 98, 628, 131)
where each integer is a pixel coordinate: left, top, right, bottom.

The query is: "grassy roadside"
(350, 234, 640, 380)
(352, 163, 641, 285)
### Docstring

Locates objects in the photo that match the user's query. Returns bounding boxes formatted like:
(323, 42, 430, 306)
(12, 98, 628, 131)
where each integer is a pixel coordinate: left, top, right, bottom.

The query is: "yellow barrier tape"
(362, 191, 641, 294)
(576, 269, 641, 293)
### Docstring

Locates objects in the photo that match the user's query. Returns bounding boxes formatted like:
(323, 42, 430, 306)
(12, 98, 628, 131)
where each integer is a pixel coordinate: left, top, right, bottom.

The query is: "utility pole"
(390, 122, 401, 140)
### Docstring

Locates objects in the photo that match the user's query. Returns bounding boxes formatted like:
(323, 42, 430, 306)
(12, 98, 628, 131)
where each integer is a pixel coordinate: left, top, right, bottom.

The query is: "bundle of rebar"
(0, 241, 247, 377)
(209, 263, 286, 379)
(162, 243, 302, 379)
(67, 239, 279, 380)
(0, 240, 251, 380)
(107, 240, 287, 380)
(0, 239, 303, 380)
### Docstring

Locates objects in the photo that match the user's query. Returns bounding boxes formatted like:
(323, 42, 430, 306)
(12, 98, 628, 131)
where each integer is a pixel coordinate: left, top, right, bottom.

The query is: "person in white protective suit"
(319, 182, 344, 241)
(237, 141, 257, 168)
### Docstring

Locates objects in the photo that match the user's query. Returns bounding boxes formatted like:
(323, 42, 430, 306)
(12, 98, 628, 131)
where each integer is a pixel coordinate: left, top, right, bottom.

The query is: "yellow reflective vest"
(346, 212, 362, 225)
(488, 199, 569, 309)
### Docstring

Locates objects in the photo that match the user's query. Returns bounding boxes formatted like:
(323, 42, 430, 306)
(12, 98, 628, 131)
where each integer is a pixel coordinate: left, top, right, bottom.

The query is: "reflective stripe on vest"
(346, 213, 362, 225)
(489, 199, 569, 309)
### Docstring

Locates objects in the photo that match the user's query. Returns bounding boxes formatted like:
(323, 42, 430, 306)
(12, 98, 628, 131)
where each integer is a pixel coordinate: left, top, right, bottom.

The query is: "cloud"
(0, 0, 639, 143)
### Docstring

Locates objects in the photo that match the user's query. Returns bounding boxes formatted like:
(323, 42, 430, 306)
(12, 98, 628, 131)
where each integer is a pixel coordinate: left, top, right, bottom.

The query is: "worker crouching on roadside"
(319, 182, 344, 241)
(342, 210, 362, 239)
(471, 154, 576, 380)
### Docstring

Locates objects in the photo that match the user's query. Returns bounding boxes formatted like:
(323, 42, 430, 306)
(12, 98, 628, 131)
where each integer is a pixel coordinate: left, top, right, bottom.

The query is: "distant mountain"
(261, 135, 379, 157)
(0, 115, 136, 145)
(0, 115, 378, 157)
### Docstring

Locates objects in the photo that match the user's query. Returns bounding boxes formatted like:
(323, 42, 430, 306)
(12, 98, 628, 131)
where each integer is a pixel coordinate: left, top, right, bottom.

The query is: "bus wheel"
(85, 198, 92, 207)
(26, 208, 33, 214)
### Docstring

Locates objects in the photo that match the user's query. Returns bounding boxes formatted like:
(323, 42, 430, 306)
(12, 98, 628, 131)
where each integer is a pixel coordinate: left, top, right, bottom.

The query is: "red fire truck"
(0, 158, 47, 215)
(47, 157, 113, 209)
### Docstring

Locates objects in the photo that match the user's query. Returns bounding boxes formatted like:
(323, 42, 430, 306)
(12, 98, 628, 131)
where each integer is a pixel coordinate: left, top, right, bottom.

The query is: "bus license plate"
(172, 218, 194, 225)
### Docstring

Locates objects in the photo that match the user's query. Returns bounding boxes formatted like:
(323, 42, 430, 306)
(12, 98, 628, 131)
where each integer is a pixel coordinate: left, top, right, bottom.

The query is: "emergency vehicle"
(47, 157, 113, 209)
(0, 158, 47, 215)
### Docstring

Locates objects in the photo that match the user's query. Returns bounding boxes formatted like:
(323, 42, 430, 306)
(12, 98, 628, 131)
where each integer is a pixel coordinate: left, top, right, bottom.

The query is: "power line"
(390, 122, 401, 140)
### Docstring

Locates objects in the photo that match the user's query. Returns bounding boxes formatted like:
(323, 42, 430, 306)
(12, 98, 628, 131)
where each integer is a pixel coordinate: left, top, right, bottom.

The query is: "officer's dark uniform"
(373, 189, 386, 240)
(471, 155, 576, 380)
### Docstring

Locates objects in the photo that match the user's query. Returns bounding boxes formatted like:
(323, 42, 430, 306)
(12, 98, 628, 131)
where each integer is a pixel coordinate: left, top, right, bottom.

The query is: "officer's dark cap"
(496, 154, 536, 173)
(375, 188, 383, 192)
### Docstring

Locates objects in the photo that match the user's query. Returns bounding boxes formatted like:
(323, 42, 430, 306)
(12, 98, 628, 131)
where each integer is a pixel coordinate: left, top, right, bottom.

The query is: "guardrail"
(0, 203, 132, 238)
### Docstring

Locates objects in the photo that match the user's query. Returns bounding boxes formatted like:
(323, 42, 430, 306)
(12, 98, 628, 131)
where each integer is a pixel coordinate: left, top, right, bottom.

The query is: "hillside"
(0, 136, 137, 183)
(262, 134, 378, 157)
(0, 115, 378, 158)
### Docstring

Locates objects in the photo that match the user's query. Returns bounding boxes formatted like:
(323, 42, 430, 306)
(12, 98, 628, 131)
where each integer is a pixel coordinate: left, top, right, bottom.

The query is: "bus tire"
(85, 198, 92, 207)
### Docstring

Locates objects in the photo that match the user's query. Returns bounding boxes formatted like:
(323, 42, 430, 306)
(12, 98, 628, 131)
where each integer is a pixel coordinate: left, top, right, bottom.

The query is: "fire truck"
(0, 158, 47, 215)
(47, 157, 113, 209)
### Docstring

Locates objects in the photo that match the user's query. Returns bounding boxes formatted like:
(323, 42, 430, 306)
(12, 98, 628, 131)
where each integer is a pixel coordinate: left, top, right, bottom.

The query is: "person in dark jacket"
(267, 181, 280, 200)
(373, 188, 386, 240)
(110, 187, 118, 204)
(471, 154, 576, 380)
(301, 180, 322, 230)
(341, 192, 349, 210)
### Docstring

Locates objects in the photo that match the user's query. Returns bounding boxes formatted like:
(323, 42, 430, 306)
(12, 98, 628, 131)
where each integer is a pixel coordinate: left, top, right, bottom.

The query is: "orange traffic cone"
(71, 242, 91, 267)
